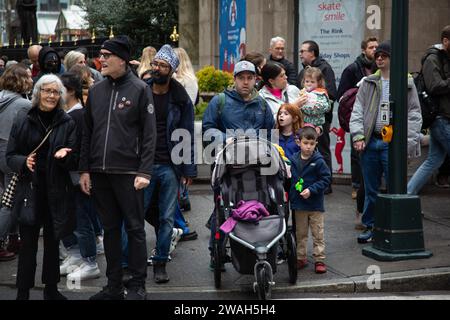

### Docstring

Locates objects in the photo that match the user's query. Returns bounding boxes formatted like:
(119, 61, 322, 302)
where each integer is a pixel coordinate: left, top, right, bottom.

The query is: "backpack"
(216, 92, 267, 116)
(338, 87, 359, 133)
(413, 51, 445, 130)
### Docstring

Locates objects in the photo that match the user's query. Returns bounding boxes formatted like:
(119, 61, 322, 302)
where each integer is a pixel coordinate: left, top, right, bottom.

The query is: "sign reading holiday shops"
(298, 0, 366, 175)
(219, 0, 246, 73)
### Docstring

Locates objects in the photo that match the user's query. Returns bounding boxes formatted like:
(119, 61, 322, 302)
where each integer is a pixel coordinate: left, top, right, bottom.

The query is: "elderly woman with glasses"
(6, 74, 78, 300)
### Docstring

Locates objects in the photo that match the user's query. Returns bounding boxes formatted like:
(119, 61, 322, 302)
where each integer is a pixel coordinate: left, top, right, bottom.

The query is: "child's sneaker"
(315, 262, 327, 274)
(296, 259, 308, 270)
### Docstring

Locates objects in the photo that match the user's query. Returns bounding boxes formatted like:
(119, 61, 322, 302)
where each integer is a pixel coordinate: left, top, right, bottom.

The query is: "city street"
(0, 182, 449, 300)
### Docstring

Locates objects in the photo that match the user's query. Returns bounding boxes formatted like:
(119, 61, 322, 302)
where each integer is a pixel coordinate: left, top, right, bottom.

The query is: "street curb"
(275, 268, 450, 294)
(2, 268, 448, 296)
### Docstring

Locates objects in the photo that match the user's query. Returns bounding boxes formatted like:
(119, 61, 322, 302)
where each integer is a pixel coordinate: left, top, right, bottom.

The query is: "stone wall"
(180, 0, 450, 72)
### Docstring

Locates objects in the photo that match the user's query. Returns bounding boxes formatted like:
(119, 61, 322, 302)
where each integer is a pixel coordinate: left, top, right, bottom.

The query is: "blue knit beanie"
(154, 45, 180, 71)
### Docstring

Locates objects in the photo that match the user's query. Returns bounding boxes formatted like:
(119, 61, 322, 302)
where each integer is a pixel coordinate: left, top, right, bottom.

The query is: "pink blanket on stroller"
(220, 200, 270, 234)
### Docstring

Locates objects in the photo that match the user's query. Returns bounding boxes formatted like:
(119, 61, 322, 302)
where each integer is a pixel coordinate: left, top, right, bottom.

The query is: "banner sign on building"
(219, 0, 246, 73)
(298, 0, 366, 174)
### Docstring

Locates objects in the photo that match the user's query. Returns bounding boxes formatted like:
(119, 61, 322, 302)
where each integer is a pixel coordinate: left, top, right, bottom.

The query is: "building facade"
(179, 0, 450, 73)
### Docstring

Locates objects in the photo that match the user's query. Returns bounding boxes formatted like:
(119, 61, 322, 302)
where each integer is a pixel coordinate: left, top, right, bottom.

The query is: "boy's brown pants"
(295, 211, 325, 263)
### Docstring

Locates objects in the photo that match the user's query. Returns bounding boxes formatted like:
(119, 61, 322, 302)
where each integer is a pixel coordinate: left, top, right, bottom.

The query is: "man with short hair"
(268, 36, 298, 85)
(27, 45, 42, 78)
(350, 41, 422, 244)
(337, 37, 378, 222)
(202, 60, 275, 270)
(408, 25, 450, 195)
(80, 36, 156, 300)
(297, 40, 337, 194)
(142, 45, 197, 284)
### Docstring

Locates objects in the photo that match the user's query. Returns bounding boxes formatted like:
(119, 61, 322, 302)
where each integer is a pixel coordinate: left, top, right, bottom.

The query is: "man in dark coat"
(79, 36, 156, 300)
(142, 45, 197, 284)
(297, 40, 337, 193)
(268, 36, 298, 86)
(337, 37, 378, 211)
(408, 25, 450, 194)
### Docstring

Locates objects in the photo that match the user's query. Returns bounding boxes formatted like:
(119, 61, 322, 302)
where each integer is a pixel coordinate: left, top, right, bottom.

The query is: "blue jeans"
(174, 205, 189, 234)
(74, 191, 97, 260)
(408, 117, 450, 195)
(360, 137, 389, 228)
(143, 165, 178, 262)
(121, 222, 128, 268)
(62, 191, 98, 261)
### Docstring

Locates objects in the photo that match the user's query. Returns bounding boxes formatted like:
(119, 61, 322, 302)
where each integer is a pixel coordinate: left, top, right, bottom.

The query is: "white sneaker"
(60, 254, 83, 276)
(147, 248, 172, 266)
(67, 262, 101, 281)
(96, 236, 104, 255)
(170, 228, 183, 254)
(59, 243, 68, 261)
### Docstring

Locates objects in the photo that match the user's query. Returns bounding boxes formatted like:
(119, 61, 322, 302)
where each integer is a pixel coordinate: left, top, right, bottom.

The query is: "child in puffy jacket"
(300, 67, 331, 127)
(289, 127, 331, 274)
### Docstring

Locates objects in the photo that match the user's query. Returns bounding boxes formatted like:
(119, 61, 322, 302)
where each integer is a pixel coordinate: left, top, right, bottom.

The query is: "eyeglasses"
(150, 61, 171, 70)
(299, 50, 311, 54)
(376, 53, 389, 60)
(99, 52, 115, 60)
(40, 88, 61, 97)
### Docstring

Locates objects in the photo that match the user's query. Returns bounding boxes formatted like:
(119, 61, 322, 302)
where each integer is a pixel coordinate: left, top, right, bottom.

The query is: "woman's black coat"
(6, 106, 78, 239)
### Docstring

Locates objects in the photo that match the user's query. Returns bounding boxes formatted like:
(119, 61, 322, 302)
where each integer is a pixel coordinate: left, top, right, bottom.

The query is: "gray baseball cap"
(233, 60, 256, 76)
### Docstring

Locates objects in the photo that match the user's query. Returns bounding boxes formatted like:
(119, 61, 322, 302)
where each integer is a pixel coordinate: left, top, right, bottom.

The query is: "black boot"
(43, 284, 68, 300)
(16, 288, 30, 300)
(153, 261, 169, 284)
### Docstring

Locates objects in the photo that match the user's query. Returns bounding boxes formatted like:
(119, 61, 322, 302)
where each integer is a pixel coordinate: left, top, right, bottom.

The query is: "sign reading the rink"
(299, 0, 366, 175)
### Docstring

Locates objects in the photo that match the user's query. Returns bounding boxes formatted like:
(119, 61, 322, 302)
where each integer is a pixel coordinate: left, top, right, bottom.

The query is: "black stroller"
(210, 137, 297, 300)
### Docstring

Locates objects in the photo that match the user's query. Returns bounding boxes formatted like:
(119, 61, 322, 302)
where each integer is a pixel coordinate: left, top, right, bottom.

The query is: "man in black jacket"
(143, 45, 197, 284)
(297, 40, 337, 193)
(408, 25, 450, 195)
(79, 36, 156, 300)
(337, 37, 378, 209)
(268, 36, 298, 86)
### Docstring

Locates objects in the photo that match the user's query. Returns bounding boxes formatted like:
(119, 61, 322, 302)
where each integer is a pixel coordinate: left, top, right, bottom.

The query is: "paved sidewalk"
(0, 183, 449, 299)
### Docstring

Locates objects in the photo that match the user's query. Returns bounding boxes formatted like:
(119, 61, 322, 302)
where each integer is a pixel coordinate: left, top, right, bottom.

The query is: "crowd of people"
(0, 24, 449, 300)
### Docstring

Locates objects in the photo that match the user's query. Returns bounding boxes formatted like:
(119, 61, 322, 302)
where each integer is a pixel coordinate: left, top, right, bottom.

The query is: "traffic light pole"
(362, 0, 432, 261)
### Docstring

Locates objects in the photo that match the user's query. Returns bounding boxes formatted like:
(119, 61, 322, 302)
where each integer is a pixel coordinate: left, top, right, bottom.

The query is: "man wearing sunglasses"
(349, 41, 422, 244)
(79, 36, 156, 300)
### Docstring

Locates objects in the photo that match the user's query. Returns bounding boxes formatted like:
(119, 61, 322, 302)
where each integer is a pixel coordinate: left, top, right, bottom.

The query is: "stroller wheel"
(255, 263, 273, 300)
(213, 240, 222, 289)
(286, 231, 298, 284)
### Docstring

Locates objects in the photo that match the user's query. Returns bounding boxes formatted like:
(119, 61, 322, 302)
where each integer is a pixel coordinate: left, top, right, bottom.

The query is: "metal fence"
(0, 37, 165, 62)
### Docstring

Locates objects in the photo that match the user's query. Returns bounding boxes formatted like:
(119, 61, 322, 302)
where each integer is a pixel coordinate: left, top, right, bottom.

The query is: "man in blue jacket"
(202, 60, 275, 146)
(143, 45, 197, 284)
(202, 60, 275, 270)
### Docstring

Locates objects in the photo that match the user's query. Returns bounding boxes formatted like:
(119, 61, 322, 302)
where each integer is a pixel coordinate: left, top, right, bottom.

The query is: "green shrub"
(195, 101, 209, 121)
(196, 66, 234, 93)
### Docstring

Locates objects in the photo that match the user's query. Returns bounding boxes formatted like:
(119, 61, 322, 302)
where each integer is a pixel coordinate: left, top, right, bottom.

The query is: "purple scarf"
(220, 200, 270, 234)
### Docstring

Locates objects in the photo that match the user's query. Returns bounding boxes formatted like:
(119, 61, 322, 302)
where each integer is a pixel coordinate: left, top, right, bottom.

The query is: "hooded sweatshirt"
(422, 44, 450, 119)
(33, 47, 63, 83)
(0, 90, 32, 141)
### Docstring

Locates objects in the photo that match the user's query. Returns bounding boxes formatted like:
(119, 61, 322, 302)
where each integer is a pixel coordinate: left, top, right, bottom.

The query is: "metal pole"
(389, 0, 409, 194)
